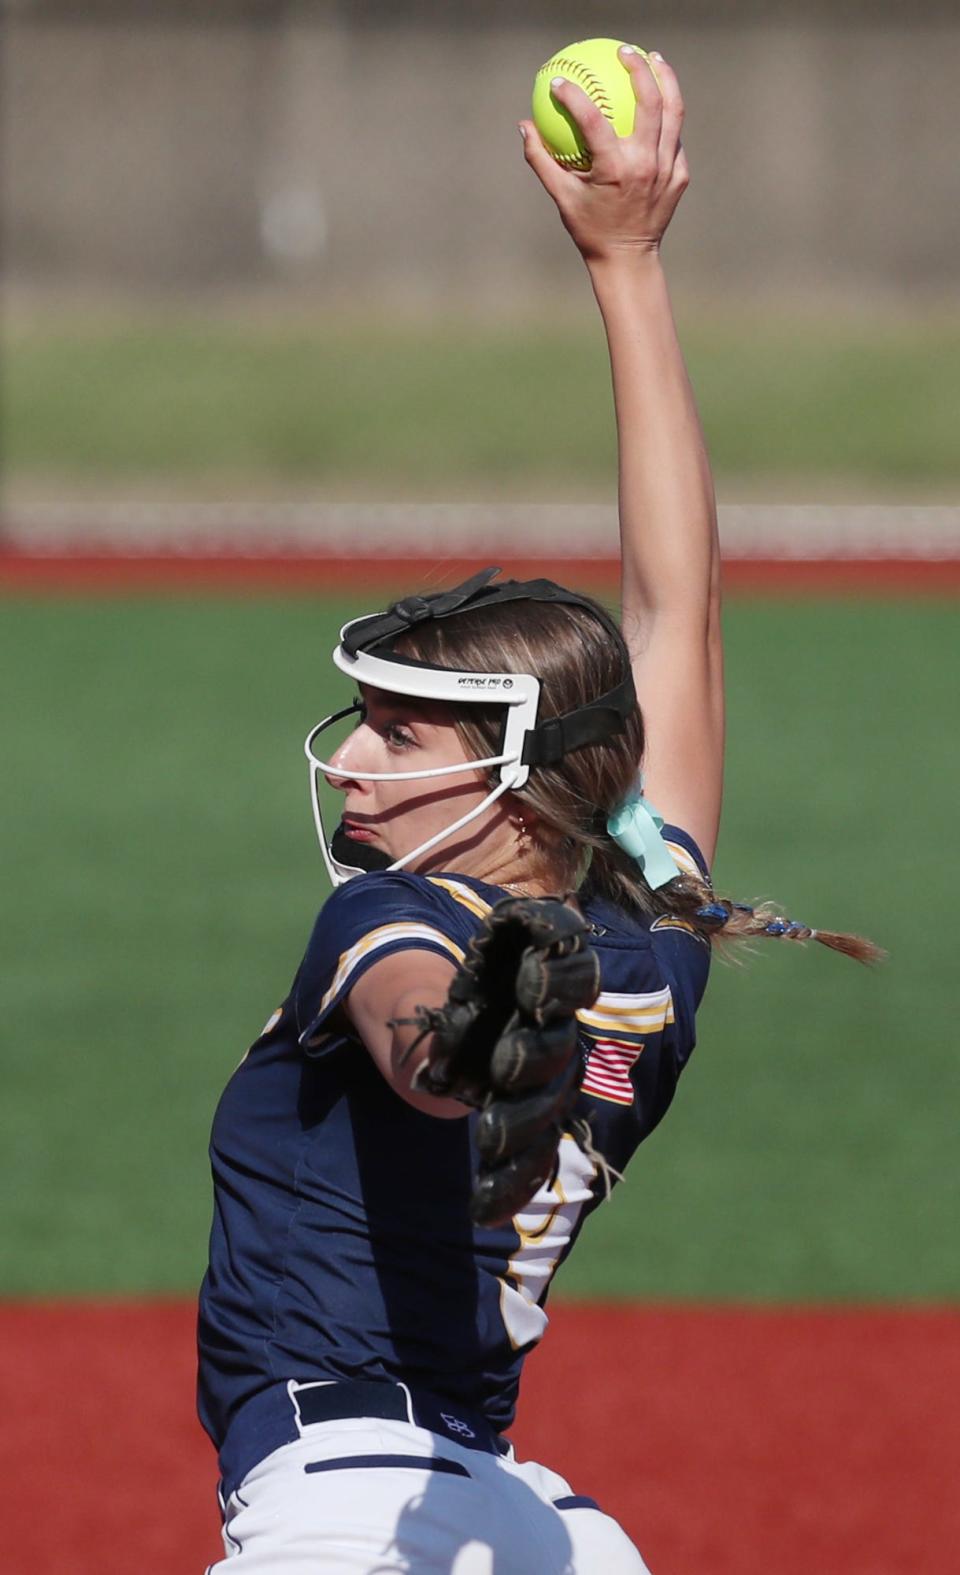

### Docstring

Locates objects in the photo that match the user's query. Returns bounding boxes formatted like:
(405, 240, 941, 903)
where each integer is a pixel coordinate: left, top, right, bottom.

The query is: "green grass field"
(4, 310, 959, 494)
(3, 592, 957, 1302)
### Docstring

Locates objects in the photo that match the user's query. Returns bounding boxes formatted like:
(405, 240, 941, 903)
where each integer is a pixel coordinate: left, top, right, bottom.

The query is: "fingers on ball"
(551, 77, 618, 157)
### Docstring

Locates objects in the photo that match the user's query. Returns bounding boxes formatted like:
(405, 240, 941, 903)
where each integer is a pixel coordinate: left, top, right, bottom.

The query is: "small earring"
(515, 816, 529, 849)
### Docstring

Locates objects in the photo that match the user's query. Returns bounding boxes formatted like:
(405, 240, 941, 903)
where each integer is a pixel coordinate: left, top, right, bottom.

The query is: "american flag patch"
(577, 987, 674, 1107)
(581, 1037, 644, 1105)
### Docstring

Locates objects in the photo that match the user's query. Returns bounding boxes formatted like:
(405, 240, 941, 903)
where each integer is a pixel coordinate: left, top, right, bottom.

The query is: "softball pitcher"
(198, 52, 876, 1573)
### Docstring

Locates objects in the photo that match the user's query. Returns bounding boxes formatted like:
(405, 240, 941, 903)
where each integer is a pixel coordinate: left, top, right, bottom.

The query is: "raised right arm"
(520, 51, 723, 864)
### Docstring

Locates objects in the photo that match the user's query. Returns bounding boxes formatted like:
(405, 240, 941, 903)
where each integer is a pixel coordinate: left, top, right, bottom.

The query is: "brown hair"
(395, 591, 881, 964)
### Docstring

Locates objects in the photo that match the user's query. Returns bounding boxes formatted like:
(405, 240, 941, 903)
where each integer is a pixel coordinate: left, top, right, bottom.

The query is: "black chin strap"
(330, 823, 392, 874)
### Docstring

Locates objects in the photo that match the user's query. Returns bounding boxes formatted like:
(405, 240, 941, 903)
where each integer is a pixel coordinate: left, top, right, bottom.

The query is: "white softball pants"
(207, 1415, 650, 1574)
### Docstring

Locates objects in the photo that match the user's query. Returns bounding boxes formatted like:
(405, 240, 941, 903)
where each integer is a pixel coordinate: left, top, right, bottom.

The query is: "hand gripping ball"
(532, 37, 654, 171)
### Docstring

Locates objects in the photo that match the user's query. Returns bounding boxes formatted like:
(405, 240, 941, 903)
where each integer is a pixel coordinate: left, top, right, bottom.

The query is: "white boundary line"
(3, 502, 959, 559)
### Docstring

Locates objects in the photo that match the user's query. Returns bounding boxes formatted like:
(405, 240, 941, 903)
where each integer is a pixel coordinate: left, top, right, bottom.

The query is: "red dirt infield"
(2, 1301, 957, 1574)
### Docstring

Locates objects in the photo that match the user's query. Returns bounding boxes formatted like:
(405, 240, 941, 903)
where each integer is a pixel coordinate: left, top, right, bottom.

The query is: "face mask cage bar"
(303, 567, 637, 886)
(304, 650, 541, 886)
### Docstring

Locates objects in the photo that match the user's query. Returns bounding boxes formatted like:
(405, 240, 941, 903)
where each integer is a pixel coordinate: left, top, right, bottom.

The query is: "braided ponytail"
(585, 832, 883, 963)
(665, 887, 883, 963)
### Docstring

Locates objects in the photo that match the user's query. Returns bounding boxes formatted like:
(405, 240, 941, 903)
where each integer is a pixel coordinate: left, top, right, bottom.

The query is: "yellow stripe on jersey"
(498, 1135, 598, 1351)
(664, 838, 702, 878)
(319, 922, 464, 1012)
(426, 877, 493, 921)
(578, 985, 675, 1034)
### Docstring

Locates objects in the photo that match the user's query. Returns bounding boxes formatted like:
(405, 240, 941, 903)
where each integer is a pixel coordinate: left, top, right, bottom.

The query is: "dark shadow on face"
(343, 778, 484, 828)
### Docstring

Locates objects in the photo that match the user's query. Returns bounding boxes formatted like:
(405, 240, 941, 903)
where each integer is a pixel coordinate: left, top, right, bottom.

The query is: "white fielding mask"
(302, 569, 637, 887)
(303, 637, 542, 886)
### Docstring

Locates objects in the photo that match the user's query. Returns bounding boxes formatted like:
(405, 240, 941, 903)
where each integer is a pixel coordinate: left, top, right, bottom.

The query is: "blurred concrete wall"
(4, 6, 959, 305)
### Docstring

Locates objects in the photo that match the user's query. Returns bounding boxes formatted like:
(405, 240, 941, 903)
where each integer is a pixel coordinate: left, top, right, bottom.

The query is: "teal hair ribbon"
(606, 790, 681, 890)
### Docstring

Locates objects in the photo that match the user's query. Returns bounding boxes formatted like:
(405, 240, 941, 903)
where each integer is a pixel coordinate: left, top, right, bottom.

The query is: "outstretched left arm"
(346, 950, 467, 1118)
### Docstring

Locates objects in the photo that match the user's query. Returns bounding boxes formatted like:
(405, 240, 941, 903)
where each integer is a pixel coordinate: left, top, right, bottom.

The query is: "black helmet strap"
(521, 670, 636, 768)
(341, 566, 636, 766)
(341, 566, 628, 658)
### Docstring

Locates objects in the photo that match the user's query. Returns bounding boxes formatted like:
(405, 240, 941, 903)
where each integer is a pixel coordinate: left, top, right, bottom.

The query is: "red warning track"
(2, 1300, 957, 1574)
(2, 549, 960, 596)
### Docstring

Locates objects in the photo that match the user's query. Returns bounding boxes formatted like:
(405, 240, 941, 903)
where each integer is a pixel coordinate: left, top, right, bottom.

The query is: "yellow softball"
(532, 37, 654, 171)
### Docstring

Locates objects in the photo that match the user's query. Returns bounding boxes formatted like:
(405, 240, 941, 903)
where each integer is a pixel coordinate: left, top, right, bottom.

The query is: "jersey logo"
(650, 913, 699, 937)
(581, 1037, 644, 1106)
(440, 1414, 477, 1439)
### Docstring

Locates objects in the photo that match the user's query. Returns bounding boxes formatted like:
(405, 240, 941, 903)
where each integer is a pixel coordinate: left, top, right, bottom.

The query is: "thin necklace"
(497, 876, 549, 897)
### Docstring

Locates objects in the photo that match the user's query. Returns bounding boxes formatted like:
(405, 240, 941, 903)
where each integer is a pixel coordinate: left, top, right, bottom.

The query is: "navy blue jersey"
(198, 826, 710, 1482)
